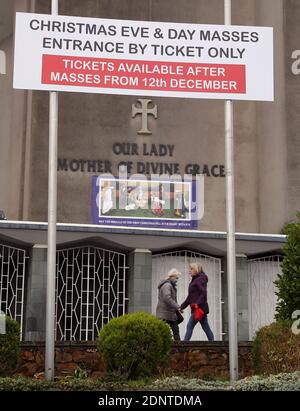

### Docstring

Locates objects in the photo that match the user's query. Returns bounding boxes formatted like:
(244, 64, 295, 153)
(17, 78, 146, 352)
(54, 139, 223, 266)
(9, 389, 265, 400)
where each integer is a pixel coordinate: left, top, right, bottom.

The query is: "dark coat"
(156, 279, 180, 322)
(180, 272, 209, 314)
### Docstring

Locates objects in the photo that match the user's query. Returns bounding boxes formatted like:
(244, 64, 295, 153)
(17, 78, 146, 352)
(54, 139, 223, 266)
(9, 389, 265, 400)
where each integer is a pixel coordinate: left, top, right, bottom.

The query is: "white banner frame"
(14, 12, 274, 101)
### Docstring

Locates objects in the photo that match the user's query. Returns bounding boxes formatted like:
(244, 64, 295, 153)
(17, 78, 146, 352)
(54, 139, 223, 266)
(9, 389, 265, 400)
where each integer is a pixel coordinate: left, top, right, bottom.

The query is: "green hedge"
(148, 376, 230, 391)
(275, 212, 300, 321)
(0, 316, 20, 376)
(96, 312, 173, 379)
(233, 372, 300, 391)
(252, 321, 300, 374)
(0, 372, 299, 391)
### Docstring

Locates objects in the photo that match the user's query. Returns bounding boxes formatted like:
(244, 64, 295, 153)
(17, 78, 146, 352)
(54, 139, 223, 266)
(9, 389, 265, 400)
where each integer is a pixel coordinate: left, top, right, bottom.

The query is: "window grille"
(56, 245, 128, 341)
(0, 244, 26, 337)
(248, 255, 283, 339)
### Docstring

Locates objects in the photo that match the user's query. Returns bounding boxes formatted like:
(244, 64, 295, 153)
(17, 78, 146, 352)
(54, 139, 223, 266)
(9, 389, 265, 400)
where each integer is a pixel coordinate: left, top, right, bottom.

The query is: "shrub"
(0, 377, 50, 391)
(73, 366, 88, 380)
(252, 321, 300, 374)
(147, 376, 230, 391)
(234, 372, 300, 391)
(96, 312, 173, 379)
(0, 373, 299, 391)
(0, 316, 20, 376)
(275, 212, 300, 321)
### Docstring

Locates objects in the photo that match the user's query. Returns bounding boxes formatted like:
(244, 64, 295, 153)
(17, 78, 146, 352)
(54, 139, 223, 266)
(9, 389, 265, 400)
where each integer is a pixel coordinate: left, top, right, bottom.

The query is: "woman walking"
(180, 263, 214, 341)
(156, 268, 182, 341)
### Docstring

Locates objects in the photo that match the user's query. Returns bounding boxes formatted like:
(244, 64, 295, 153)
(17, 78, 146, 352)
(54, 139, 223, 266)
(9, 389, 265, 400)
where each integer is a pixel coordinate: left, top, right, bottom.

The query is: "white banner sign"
(13, 13, 274, 101)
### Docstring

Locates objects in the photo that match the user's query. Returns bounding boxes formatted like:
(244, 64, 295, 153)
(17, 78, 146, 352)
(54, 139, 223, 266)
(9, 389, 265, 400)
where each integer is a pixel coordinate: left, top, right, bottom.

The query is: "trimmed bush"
(252, 321, 300, 375)
(275, 212, 300, 321)
(96, 312, 173, 379)
(0, 316, 21, 376)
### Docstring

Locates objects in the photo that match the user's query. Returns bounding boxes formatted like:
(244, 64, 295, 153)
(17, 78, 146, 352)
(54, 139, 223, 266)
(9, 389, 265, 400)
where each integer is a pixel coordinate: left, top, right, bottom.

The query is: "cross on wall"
(132, 98, 158, 135)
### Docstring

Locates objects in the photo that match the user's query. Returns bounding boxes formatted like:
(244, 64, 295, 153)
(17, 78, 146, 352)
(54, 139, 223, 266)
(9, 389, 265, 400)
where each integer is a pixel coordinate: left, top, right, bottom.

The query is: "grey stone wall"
(0, 0, 31, 221)
(1, 0, 299, 233)
(28, 0, 286, 232)
(285, 0, 300, 223)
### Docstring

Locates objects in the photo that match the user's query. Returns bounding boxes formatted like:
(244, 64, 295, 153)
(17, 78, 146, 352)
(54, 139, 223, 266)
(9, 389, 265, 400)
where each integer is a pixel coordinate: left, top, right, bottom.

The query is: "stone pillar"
(255, 0, 288, 233)
(222, 255, 250, 341)
(236, 255, 250, 341)
(127, 249, 152, 313)
(24, 245, 47, 341)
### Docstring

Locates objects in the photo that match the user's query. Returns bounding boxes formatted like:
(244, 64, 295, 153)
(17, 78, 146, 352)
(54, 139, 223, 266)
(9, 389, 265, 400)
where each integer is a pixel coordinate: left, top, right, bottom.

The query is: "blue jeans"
(184, 313, 214, 341)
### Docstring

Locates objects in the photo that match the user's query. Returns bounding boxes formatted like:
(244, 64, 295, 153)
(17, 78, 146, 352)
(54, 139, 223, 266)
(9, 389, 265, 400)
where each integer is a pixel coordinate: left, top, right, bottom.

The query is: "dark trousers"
(165, 320, 181, 341)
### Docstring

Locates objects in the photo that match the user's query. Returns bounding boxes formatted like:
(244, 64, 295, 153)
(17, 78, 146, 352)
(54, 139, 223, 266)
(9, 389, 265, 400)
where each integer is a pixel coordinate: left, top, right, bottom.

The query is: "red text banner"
(42, 54, 246, 94)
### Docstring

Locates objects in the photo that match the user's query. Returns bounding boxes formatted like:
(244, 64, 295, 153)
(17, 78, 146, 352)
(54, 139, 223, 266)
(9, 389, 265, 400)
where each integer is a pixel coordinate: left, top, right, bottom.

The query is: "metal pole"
(224, 0, 238, 382)
(45, 0, 59, 382)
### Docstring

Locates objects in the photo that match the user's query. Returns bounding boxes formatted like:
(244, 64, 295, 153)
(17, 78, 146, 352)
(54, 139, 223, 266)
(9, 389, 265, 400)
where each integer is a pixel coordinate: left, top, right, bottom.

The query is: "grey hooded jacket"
(156, 279, 180, 322)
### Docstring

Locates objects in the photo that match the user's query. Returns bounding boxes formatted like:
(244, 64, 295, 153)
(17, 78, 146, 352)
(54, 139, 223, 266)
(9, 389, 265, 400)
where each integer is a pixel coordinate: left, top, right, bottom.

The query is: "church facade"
(0, 0, 299, 341)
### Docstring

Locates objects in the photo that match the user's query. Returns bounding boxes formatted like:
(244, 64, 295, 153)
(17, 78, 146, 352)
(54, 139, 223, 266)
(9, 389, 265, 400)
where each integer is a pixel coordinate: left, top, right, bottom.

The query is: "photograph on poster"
(92, 177, 197, 229)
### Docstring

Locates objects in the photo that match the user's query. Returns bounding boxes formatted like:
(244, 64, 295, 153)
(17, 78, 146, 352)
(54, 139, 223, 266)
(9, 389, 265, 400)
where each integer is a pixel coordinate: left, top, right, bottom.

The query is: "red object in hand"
(190, 304, 204, 321)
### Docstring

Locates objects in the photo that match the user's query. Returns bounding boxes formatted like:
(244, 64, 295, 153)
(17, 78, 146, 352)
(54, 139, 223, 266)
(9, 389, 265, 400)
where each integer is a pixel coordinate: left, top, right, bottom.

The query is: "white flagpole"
(224, 0, 238, 382)
(45, 0, 59, 381)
